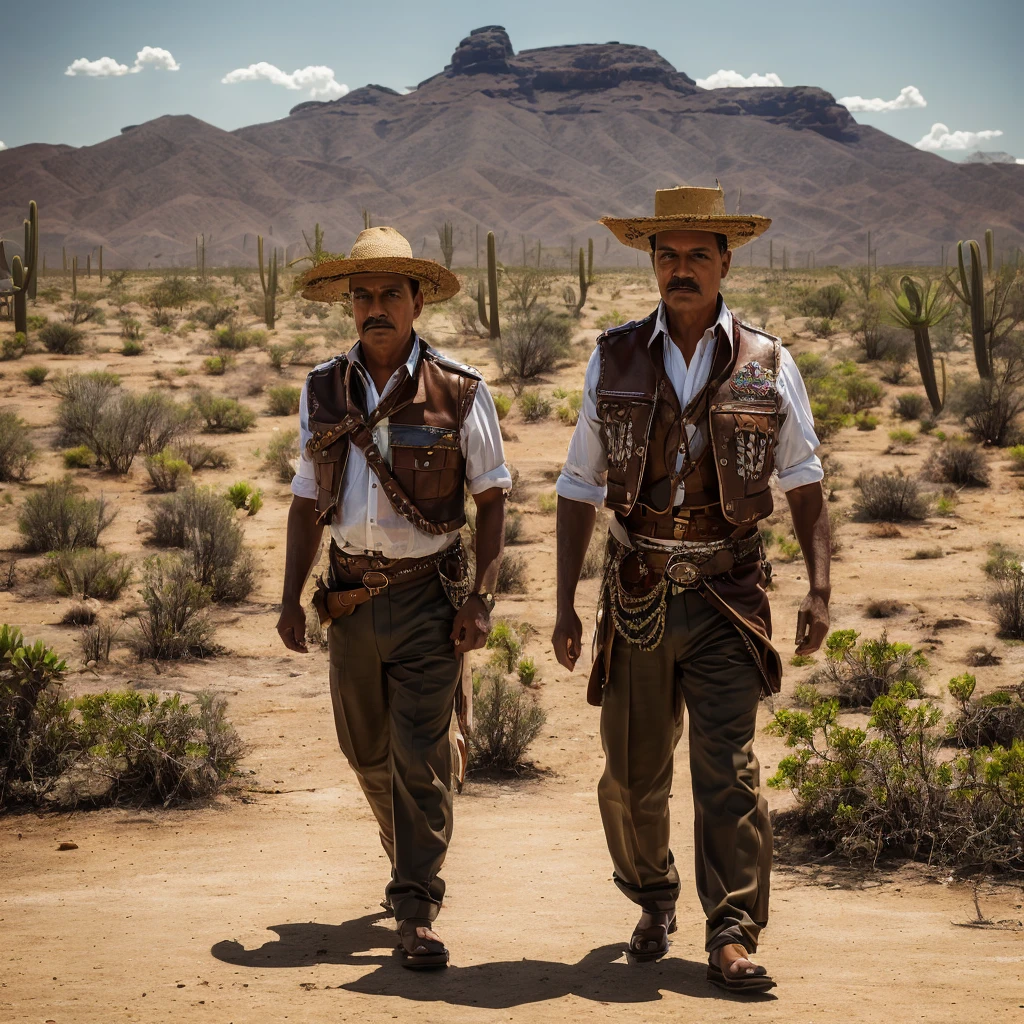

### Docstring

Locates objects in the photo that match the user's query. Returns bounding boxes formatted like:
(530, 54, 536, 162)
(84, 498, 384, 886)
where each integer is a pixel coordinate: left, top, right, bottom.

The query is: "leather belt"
(624, 504, 736, 542)
(623, 532, 763, 590)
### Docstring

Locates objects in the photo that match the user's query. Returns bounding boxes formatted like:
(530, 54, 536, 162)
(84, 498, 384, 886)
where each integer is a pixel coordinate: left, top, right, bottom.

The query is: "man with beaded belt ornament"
(276, 226, 510, 970)
(551, 184, 830, 993)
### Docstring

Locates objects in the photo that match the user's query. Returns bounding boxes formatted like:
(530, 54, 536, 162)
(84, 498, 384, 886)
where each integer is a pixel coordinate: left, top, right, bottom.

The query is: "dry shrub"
(177, 437, 231, 472)
(892, 393, 927, 420)
(519, 391, 552, 422)
(865, 599, 904, 619)
(493, 308, 571, 383)
(130, 556, 218, 660)
(79, 617, 123, 664)
(0, 412, 36, 482)
(468, 670, 546, 775)
(809, 628, 926, 707)
(145, 449, 193, 492)
(191, 390, 256, 433)
(264, 430, 299, 483)
(579, 531, 607, 580)
(991, 564, 1024, 640)
(503, 508, 523, 545)
(496, 552, 528, 594)
(924, 438, 990, 487)
(61, 602, 97, 626)
(39, 322, 85, 354)
(266, 385, 301, 417)
(49, 549, 132, 600)
(853, 470, 929, 522)
(17, 477, 115, 553)
(948, 675, 1024, 749)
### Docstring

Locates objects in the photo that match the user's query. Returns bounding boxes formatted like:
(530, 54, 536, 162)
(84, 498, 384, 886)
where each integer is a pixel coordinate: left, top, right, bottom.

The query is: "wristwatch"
(470, 590, 496, 613)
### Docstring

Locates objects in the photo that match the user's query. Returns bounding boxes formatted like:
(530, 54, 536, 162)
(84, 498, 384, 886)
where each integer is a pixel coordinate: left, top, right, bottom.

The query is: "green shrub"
(202, 354, 235, 376)
(39, 322, 85, 354)
(264, 430, 298, 483)
(145, 449, 193, 492)
(17, 476, 115, 552)
(854, 412, 878, 431)
(22, 365, 49, 386)
(493, 393, 512, 420)
(0, 412, 36, 482)
(887, 428, 916, 445)
(120, 318, 144, 341)
(517, 657, 537, 686)
(49, 549, 133, 600)
(1007, 444, 1024, 470)
(468, 672, 546, 775)
(121, 339, 144, 357)
(148, 275, 195, 312)
(486, 620, 523, 673)
(800, 283, 847, 319)
(538, 491, 557, 514)
(924, 438, 990, 487)
(226, 480, 263, 515)
(266, 343, 290, 371)
(808, 628, 926, 707)
(494, 308, 571, 381)
(853, 470, 929, 522)
(191, 391, 256, 433)
(954, 375, 1024, 447)
(948, 674, 1024, 749)
(1, 333, 27, 360)
(519, 391, 552, 422)
(63, 445, 93, 469)
(63, 301, 105, 326)
(595, 309, 624, 331)
(130, 556, 218, 660)
(557, 390, 583, 426)
(266, 385, 301, 417)
(177, 437, 231, 472)
(193, 305, 234, 329)
(215, 324, 265, 351)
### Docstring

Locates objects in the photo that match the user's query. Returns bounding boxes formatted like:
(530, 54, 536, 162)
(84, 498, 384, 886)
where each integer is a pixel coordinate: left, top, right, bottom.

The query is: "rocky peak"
(449, 25, 515, 74)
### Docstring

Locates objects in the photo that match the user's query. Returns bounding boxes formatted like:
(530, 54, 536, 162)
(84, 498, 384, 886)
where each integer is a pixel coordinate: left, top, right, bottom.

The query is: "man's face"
(651, 230, 732, 315)
(350, 273, 423, 349)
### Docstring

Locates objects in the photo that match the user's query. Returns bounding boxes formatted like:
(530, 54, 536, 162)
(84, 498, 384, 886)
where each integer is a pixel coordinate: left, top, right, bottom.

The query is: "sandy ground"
(1, 267, 1023, 1023)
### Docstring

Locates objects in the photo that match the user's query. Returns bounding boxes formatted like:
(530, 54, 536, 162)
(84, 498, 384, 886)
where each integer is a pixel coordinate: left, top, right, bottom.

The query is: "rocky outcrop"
(689, 86, 859, 142)
(449, 25, 515, 74)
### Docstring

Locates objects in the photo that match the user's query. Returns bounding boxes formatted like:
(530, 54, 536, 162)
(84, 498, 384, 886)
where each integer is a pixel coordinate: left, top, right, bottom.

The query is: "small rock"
(57, 841, 78, 851)
(86, 660, 98, 669)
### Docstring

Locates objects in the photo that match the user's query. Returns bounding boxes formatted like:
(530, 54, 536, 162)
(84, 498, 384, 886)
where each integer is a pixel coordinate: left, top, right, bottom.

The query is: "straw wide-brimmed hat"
(600, 183, 771, 251)
(300, 226, 460, 304)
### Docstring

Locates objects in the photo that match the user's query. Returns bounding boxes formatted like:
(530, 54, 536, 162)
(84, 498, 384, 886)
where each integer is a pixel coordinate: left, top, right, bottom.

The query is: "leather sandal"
(396, 918, 449, 970)
(707, 946, 776, 993)
(628, 909, 677, 963)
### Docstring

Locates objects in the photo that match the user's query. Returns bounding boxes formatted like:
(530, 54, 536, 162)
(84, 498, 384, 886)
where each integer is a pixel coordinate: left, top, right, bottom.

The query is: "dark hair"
(649, 233, 728, 255)
(408, 278, 420, 297)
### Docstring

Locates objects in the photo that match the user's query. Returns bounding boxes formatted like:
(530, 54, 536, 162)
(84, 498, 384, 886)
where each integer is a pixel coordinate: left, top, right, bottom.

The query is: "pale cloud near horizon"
(839, 85, 926, 113)
(696, 69, 783, 89)
(65, 46, 180, 77)
(221, 63, 348, 99)
(0, 141, 6, 151)
(915, 122, 1004, 151)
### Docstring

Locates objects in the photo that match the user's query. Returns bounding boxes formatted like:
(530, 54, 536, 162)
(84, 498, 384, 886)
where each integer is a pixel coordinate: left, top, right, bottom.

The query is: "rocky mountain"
(2, 25, 1023, 269)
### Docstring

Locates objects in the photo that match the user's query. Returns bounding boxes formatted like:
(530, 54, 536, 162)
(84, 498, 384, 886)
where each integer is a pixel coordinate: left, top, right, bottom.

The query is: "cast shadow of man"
(211, 913, 775, 1007)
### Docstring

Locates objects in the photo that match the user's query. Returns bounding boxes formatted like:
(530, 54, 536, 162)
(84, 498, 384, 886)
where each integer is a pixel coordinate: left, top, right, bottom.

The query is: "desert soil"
(1, 266, 1022, 1023)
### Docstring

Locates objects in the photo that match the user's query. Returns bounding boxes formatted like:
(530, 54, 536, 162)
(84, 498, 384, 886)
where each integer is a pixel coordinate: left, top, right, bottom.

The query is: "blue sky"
(2, 0, 1021, 160)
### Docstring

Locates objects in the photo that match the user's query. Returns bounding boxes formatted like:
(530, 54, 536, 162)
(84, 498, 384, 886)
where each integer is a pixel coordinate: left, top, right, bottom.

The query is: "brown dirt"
(1, 268, 1023, 1023)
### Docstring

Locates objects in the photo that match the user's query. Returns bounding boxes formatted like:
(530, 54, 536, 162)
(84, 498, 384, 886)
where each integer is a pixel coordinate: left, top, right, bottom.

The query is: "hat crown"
(653, 185, 726, 219)
(348, 225, 414, 261)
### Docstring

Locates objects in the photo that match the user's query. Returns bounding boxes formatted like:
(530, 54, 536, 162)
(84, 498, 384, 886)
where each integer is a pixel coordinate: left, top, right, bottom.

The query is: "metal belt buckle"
(665, 557, 700, 587)
(362, 570, 389, 596)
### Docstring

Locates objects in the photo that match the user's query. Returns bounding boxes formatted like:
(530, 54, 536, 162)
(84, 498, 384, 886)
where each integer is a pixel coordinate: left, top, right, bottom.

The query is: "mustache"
(362, 316, 395, 330)
(667, 277, 701, 293)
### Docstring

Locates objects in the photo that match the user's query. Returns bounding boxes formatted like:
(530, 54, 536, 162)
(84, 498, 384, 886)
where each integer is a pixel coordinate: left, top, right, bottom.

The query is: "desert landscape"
(1, 244, 1023, 1022)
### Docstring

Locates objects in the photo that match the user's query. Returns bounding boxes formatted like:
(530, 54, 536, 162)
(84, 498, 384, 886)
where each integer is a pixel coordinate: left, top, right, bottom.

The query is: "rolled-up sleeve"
(290, 378, 318, 500)
(463, 380, 512, 494)
(774, 346, 824, 492)
(555, 347, 608, 507)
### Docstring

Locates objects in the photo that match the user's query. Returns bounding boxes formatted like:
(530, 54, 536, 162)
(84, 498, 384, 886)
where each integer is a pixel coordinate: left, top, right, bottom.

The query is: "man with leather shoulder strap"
(276, 227, 510, 970)
(551, 185, 831, 992)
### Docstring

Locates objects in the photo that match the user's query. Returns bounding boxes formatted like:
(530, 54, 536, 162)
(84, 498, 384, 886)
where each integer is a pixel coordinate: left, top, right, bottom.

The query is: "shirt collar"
(653, 296, 733, 354)
(347, 334, 422, 392)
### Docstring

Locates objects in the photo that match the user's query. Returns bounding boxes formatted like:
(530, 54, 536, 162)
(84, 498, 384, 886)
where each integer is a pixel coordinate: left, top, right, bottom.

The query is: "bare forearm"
(556, 495, 597, 611)
(281, 496, 325, 607)
(786, 482, 831, 598)
(472, 488, 505, 593)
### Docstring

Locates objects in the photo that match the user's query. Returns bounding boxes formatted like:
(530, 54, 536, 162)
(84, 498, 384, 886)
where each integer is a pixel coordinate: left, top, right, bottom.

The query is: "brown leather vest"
(596, 308, 783, 539)
(304, 337, 480, 530)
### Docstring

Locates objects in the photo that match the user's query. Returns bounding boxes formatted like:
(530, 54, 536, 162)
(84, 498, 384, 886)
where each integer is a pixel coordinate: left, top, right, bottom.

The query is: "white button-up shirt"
(556, 300, 822, 544)
(292, 338, 511, 558)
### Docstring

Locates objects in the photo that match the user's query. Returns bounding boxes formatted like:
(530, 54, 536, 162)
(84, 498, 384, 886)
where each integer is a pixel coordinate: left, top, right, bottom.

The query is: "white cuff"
(775, 456, 824, 492)
(467, 463, 513, 495)
(555, 470, 606, 508)
(290, 473, 317, 500)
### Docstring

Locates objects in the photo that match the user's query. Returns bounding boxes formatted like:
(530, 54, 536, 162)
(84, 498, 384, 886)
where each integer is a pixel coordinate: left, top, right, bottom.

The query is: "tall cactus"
(11, 201, 38, 335)
(985, 228, 994, 274)
(587, 237, 594, 285)
(257, 234, 277, 329)
(362, 209, 372, 230)
(887, 275, 953, 413)
(24, 214, 37, 300)
(476, 231, 500, 339)
(437, 221, 454, 270)
(72, 256, 78, 299)
(62, 245, 67, 279)
(196, 233, 206, 282)
(98, 245, 103, 282)
(953, 239, 991, 379)
(86, 253, 91, 278)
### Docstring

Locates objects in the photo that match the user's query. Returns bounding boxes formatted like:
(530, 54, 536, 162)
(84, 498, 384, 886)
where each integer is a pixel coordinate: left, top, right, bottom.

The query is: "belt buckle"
(362, 570, 389, 596)
(665, 557, 700, 587)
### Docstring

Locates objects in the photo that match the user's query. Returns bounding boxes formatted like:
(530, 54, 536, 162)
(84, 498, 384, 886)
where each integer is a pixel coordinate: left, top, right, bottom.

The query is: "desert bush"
(191, 391, 256, 433)
(879, 337, 914, 385)
(145, 449, 193, 492)
(893, 393, 926, 420)
(121, 339, 144, 357)
(225, 481, 263, 515)
(120, 318, 144, 341)
(494, 308, 571, 383)
(924, 438, 990, 487)
(61, 602, 97, 626)
(193, 305, 234, 329)
(468, 671, 546, 775)
(266, 385, 301, 417)
(39, 322, 85, 354)
(768, 682, 1024, 871)
(800, 284, 847, 320)
(517, 657, 537, 687)
(506, 464, 526, 504)
(557, 390, 583, 425)
(17, 477, 115, 552)
(264, 430, 298, 482)
(148, 275, 195, 312)
(909, 546, 944, 560)
(503, 508, 523, 545)
(948, 674, 1024, 749)
(843, 374, 884, 413)
(79, 617, 122, 664)
(177, 437, 231, 471)
(954, 376, 1024, 447)
(492, 393, 512, 420)
(49, 549, 132, 600)
(991, 564, 1024, 640)
(579, 531, 606, 580)
(0, 412, 36, 482)
(215, 324, 265, 352)
(496, 552, 528, 594)
(1008, 444, 1024, 470)
(486, 620, 523, 673)
(63, 446, 93, 469)
(854, 412, 878, 431)
(853, 470, 929, 522)
(865, 598, 904, 619)
(130, 556, 218, 660)
(887, 428, 916, 446)
(1, 333, 27, 360)
(538, 491, 557, 514)
(809, 628, 926, 707)
(519, 391, 551, 422)
(23, 366, 49, 386)
(202, 354, 234, 376)
(63, 301, 105, 326)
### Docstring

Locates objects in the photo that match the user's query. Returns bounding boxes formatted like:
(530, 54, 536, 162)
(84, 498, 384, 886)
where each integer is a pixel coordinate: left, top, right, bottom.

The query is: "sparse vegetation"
(266, 385, 301, 417)
(22, 365, 49, 386)
(808, 628, 926, 707)
(49, 549, 133, 600)
(264, 430, 298, 482)
(145, 449, 193, 492)
(948, 674, 1024, 749)
(63, 446, 93, 469)
(0, 413, 36, 482)
(225, 481, 263, 515)
(853, 470, 929, 522)
(191, 391, 256, 433)
(494, 308, 571, 384)
(17, 477, 115, 553)
(39, 322, 85, 354)
(496, 552, 528, 594)
(130, 556, 219, 660)
(924, 438, 990, 487)
(519, 391, 552, 422)
(468, 670, 546, 775)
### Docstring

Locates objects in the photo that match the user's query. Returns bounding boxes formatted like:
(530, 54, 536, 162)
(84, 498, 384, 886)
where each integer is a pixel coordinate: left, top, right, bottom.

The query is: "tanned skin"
(551, 230, 830, 979)
(276, 271, 504, 950)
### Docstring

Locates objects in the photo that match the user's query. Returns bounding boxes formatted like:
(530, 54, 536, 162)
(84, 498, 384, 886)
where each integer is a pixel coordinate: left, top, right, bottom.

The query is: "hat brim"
(599, 214, 772, 251)
(300, 257, 461, 304)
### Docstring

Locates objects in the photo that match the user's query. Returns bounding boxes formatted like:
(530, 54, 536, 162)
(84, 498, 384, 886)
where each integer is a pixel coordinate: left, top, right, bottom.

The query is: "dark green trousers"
(598, 587, 772, 953)
(327, 574, 460, 923)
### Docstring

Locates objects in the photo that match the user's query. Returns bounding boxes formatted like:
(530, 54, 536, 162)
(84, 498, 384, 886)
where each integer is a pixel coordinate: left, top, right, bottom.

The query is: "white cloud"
(915, 122, 1004, 152)
(0, 141, 6, 151)
(696, 69, 783, 89)
(1018, 158, 1024, 165)
(839, 85, 926, 113)
(65, 47, 180, 77)
(221, 62, 347, 99)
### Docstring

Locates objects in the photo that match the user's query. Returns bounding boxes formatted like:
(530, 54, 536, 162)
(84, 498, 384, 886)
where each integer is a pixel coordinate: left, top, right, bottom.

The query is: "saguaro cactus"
(954, 239, 991, 379)
(476, 231, 500, 339)
(86, 253, 91, 278)
(587, 237, 594, 285)
(438, 221, 455, 269)
(98, 245, 103, 282)
(24, 214, 37, 300)
(11, 200, 38, 335)
(72, 256, 78, 299)
(62, 246, 67, 279)
(887, 275, 953, 413)
(985, 228, 994, 274)
(196, 234, 206, 282)
(257, 234, 277, 329)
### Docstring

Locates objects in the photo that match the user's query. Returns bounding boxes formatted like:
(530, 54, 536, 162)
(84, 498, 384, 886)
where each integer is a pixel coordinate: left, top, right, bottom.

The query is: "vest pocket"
(389, 424, 462, 503)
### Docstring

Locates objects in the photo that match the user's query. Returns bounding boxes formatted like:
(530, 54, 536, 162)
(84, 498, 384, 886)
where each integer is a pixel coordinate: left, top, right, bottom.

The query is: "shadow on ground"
(211, 913, 775, 1007)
